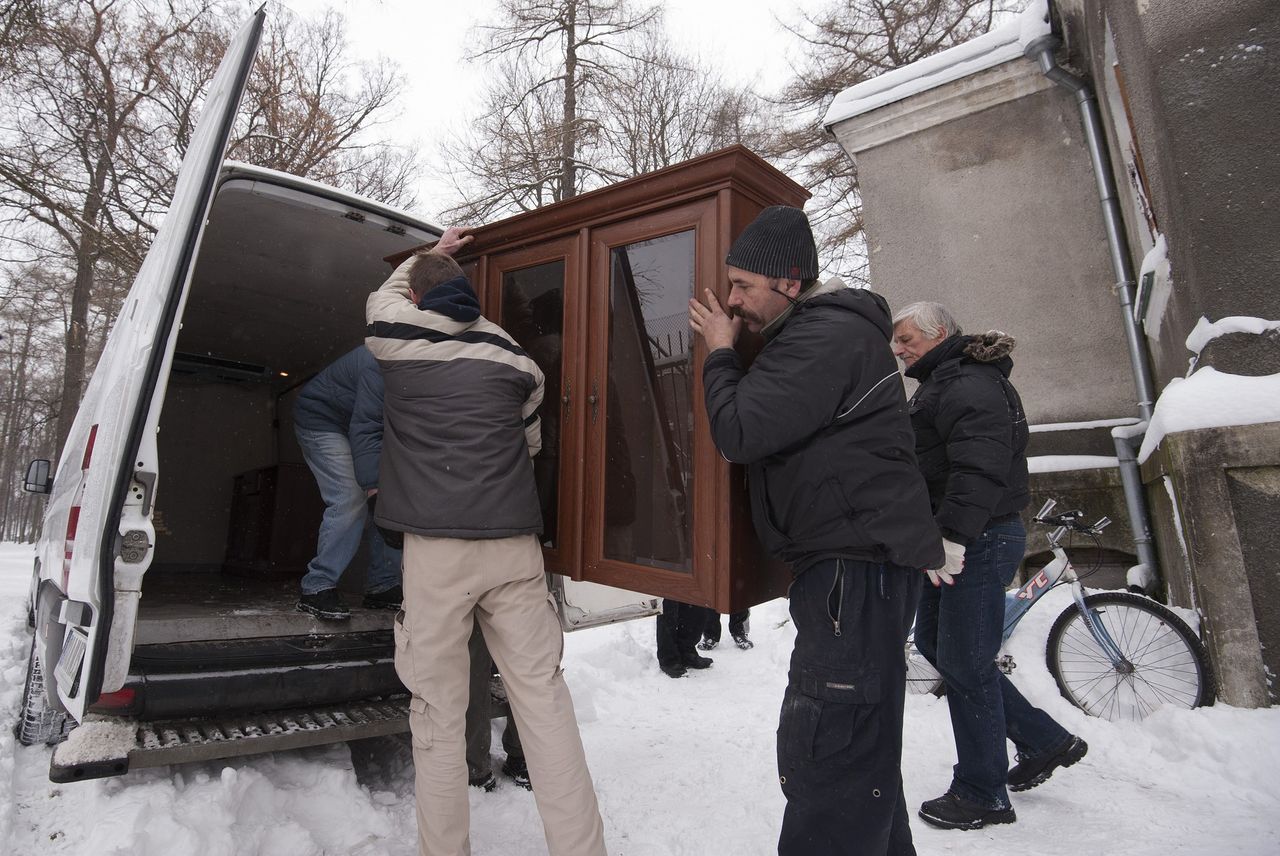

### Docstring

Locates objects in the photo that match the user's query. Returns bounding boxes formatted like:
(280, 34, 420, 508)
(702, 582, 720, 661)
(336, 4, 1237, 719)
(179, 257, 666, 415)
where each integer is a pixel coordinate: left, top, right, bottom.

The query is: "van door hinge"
(119, 530, 150, 564)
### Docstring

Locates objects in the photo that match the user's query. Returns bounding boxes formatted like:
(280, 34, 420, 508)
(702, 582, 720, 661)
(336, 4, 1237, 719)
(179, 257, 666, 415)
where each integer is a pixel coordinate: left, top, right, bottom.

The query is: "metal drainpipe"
(1024, 33, 1161, 589)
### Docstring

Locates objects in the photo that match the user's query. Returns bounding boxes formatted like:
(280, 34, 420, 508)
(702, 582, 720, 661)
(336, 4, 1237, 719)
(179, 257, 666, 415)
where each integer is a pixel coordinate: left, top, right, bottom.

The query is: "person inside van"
(293, 345, 402, 620)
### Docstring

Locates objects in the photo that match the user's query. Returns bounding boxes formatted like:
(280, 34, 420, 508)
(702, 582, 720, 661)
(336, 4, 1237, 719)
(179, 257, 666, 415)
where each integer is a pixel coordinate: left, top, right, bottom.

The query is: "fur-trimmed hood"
(964, 330, 1016, 363)
(905, 330, 1016, 382)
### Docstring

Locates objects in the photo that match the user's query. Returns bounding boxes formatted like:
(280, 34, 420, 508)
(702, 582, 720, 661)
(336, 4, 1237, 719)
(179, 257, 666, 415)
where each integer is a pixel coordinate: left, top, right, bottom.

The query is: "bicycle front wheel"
(1046, 592, 1215, 721)
(905, 642, 944, 697)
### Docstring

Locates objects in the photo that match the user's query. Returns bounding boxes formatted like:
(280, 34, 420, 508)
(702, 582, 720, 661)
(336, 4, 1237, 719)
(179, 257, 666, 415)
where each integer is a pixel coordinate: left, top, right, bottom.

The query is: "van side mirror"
(24, 459, 52, 494)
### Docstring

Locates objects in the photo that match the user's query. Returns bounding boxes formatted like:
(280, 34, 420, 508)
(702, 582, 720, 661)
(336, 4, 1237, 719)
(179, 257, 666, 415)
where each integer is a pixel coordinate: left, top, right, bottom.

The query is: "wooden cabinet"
(396, 146, 809, 612)
(223, 463, 324, 577)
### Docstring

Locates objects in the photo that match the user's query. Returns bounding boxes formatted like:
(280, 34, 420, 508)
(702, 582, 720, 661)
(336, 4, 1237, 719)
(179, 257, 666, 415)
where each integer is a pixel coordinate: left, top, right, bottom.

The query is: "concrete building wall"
(1063, 0, 1280, 386)
(845, 72, 1139, 429)
(1142, 423, 1279, 707)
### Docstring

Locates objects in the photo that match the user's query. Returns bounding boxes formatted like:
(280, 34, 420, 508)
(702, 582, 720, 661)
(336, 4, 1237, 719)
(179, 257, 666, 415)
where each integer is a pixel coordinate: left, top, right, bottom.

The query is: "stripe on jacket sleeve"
(522, 366, 545, 457)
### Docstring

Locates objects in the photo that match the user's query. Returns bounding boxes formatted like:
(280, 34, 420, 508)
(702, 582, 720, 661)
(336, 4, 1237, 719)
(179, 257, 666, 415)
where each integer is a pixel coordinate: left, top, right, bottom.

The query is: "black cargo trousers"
(777, 558, 923, 856)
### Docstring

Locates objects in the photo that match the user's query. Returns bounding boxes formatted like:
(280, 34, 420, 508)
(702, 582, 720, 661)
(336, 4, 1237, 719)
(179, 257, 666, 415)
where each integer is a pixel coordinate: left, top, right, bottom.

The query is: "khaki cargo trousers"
(395, 532, 607, 856)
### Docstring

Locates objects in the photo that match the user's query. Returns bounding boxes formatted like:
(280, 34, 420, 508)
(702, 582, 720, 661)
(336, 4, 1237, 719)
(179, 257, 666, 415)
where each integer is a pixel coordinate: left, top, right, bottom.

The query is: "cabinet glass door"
(602, 230, 695, 571)
(487, 237, 582, 577)
(585, 200, 717, 603)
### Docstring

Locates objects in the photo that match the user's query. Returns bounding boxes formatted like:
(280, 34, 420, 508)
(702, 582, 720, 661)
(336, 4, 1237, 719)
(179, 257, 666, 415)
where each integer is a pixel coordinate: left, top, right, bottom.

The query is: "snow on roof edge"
(822, 0, 1051, 129)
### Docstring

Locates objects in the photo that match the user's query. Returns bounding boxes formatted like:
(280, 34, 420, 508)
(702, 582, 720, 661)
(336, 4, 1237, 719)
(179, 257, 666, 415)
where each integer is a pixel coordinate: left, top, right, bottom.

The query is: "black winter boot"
(502, 755, 532, 790)
(362, 585, 403, 610)
(1008, 734, 1087, 792)
(297, 589, 350, 620)
(469, 771, 497, 792)
(918, 791, 1016, 830)
(680, 651, 713, 669)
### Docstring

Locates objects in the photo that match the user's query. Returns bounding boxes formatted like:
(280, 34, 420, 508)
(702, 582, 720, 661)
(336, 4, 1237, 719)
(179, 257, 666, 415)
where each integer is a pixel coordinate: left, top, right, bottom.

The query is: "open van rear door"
(47, 9, 265, 721)
(550, 576, 660, 631)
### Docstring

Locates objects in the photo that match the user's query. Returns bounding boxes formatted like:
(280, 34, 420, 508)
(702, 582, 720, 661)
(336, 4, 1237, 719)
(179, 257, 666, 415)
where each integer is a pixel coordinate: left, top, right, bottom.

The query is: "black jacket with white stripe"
(702, 282, 944, 574)
(365, 258, 544, 540)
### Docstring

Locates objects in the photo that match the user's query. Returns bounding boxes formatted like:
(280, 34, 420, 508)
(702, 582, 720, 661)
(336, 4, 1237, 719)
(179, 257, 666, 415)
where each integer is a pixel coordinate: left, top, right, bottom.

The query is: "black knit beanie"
(725, 206, 819, 280)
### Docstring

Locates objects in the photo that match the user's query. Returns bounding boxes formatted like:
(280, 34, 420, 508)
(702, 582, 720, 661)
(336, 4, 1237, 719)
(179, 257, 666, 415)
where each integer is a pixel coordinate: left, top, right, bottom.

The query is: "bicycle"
(905, 499, 1216, 722)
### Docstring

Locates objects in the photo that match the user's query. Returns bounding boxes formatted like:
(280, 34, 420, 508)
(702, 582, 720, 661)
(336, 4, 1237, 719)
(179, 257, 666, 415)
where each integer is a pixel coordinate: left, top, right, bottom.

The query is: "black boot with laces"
(918, 791, 1016, 830)
(1008, 734, 1087, 792)
(297, 588, 350, 620)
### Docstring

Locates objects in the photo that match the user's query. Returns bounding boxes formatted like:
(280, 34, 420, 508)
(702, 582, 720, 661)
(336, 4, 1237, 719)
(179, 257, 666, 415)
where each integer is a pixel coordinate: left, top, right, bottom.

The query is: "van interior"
(125, 173, 439, 718)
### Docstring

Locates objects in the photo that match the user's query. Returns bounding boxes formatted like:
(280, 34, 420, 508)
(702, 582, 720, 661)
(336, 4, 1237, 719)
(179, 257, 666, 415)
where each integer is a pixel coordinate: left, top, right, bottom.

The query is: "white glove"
(926, 539, 966, 587)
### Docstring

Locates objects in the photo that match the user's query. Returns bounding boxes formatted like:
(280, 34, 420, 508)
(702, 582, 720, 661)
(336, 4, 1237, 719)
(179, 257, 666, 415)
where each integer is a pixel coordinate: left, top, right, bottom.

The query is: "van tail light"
(61, 424, 99, 592)
(89, 687, 139, 715)
(61, 506, 80, 591)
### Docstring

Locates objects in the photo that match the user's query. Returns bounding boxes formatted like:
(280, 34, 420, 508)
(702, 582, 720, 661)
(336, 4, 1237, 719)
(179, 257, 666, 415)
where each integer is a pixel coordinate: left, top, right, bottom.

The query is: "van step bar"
(50, 697, 412, 783)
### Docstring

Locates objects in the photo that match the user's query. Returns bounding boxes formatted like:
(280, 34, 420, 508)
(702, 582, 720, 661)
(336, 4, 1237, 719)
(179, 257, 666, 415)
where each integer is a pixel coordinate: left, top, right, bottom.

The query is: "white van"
(17, 9, 656, 782)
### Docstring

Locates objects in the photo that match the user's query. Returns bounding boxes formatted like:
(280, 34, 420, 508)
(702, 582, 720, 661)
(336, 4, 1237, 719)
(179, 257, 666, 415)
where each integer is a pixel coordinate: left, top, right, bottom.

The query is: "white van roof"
(221, 160, 444, 237)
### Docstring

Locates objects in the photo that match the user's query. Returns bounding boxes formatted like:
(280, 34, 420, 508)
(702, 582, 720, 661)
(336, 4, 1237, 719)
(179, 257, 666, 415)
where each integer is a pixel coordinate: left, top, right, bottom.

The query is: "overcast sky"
(278, 0, 826, 222)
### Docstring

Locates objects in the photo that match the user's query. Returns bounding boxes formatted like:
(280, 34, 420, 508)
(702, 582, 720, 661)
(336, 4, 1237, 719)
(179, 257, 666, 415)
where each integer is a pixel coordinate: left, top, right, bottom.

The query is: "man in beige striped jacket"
(366, 228, 606, 856)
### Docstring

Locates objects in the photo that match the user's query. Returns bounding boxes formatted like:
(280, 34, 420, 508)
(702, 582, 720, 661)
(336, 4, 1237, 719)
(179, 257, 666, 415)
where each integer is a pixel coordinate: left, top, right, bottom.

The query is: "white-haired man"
(892, 301, 1087, 831)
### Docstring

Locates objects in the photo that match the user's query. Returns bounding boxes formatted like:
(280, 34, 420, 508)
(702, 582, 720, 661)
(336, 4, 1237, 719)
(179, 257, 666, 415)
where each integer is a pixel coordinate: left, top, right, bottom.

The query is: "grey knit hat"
(725, 206, 819, 281)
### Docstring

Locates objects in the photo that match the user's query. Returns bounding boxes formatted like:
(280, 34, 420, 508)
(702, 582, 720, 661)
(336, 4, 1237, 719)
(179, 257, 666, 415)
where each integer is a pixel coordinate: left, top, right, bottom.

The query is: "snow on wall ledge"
(1137, 368, 1280, 463)
(1185, 315, 1280, 356)
(821, 0, 1050, 127)
(1027, 455, 1119, 474)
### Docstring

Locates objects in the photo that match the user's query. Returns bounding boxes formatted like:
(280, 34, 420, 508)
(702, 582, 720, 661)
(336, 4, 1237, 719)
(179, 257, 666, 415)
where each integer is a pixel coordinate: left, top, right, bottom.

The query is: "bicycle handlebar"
(1032, 499, 1111, 537)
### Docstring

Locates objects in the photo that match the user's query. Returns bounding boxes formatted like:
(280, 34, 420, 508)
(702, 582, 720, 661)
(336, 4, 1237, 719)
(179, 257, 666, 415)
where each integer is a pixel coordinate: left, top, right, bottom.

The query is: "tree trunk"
(561, 0, 578, 200)
(54, 173, 105, 461)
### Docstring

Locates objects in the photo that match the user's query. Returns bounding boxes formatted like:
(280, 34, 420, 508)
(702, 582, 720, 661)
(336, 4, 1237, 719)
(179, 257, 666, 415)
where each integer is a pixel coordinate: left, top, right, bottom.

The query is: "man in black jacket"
(689, 206, 943, 856)
(892, 301, 1087, 832)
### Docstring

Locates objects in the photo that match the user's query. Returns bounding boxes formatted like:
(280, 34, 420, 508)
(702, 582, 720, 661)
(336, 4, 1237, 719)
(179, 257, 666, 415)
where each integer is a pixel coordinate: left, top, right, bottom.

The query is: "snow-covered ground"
(1, 541, 1278, 855)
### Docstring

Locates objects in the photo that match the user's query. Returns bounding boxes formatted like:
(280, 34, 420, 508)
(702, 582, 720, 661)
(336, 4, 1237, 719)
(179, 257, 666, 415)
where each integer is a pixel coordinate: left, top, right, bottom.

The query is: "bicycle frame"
(1002, 525, 1130, 669)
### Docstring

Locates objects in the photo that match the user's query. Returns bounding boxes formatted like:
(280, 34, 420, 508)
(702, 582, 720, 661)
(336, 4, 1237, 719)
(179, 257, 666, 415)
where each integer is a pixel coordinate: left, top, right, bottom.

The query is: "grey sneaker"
(297, 589, 350, 620)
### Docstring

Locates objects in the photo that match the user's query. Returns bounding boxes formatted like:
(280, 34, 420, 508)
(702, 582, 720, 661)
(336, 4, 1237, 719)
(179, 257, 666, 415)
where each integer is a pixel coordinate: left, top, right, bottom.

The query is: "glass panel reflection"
(502, 260, 565, 549)
(605, 230, 695, 572)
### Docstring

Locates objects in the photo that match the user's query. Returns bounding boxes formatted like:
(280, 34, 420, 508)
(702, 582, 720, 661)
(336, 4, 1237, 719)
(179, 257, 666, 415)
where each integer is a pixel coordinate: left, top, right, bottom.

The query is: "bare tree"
(0, 0, 42, 68)
(0, 1, 418, 461)
(443, 7, 775, 223)
(771, 0, 1019, 280)
(0, 0, 215, 455)
(597, 27, 773, 176)
(228, 8, 417, 207)
(470, 0, 659, 202)
(441, 57, 577, 223)
(0, 264, 65, 541)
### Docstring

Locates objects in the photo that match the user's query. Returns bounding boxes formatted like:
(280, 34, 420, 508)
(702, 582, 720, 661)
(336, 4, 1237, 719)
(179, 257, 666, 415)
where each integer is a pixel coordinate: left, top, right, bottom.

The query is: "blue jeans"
(777, 560, 921, 856)
(914, 518, 1069, 809)
(296, 427, 401, 595)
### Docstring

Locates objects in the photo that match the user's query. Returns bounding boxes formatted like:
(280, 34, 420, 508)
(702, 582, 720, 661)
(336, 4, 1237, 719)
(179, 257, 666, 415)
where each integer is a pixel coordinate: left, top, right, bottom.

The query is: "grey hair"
(892, 301, 961, 340)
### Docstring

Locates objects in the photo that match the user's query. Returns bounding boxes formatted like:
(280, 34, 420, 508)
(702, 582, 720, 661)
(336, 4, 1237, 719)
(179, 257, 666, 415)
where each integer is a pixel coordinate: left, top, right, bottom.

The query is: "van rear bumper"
(109, 630, 404, 719)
